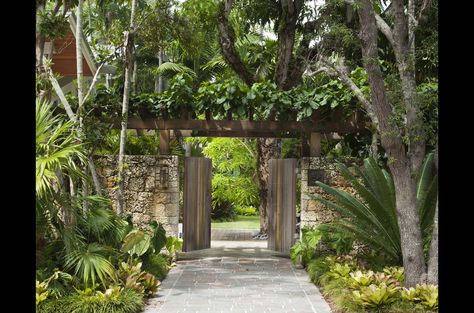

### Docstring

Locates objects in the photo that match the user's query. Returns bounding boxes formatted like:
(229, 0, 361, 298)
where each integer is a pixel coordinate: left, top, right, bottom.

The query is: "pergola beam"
(124, 117, 365, 134)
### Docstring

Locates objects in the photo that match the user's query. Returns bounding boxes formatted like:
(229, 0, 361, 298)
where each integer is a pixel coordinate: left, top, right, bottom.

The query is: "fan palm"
(311, 155, 438, 262)
(36, 99, 86, 198)
(64, 242, 116, 288)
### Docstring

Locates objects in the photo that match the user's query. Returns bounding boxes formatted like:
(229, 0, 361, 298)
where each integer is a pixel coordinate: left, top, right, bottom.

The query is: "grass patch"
(211, 215, 260, 229)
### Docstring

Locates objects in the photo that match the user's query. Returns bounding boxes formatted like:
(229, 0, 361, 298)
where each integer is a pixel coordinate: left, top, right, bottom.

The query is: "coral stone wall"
(95, 155, 179, 237)
(300, 157, 357, 230)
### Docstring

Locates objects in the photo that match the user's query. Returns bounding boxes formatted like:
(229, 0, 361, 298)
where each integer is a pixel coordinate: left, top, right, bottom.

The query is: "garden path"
(143, 241, 332, 313)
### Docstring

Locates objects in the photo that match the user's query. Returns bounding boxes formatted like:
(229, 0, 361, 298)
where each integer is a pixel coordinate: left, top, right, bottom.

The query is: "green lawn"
(211, 215, 260, 230)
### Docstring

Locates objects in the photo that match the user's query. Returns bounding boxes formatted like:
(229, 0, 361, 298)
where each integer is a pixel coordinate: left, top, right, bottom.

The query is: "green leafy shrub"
(235, 206, 258, 216)
(306, 256, 330, 284)
(290, 226, 322, 266)
(37, 288, 144, 313)
(211, 199, 236, 221)
(165, 236, 183, 262)
(143, 254, 170, 281)
(121, 221, 167, 258)
(352, 283, 400, 308)
(319, 225, 354, 255)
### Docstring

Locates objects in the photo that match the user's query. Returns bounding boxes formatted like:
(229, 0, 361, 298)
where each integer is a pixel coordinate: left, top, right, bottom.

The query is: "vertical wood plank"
(159, 129, 170, 155)
(183, 157, 211, 252)
(310, 132, 321, 157)
(268, 159, 296, 254)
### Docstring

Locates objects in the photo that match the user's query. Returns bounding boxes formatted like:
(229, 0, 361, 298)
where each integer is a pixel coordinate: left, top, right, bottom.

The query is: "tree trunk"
(390, 165, 426, 286)
(116, 0, 137, 216)
(256, 138, 281, 234)
(357, 0, 426, 287)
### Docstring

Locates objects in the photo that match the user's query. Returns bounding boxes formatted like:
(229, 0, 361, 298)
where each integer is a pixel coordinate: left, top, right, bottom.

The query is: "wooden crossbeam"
(124, 117, 365, 134)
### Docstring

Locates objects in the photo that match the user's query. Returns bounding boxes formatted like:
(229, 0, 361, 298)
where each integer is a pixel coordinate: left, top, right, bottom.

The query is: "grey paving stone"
(144, 241, 332, 313)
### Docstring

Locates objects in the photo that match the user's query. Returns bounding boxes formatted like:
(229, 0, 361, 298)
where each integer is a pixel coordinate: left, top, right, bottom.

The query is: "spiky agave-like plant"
(311, 156, 437, 262)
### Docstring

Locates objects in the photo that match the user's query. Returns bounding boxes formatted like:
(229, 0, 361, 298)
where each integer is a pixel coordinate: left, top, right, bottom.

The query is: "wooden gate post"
(268, 159, 297, 254)
(183, 157, 212, 251)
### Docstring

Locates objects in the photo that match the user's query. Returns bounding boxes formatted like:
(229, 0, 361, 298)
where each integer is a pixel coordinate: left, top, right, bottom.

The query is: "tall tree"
(116, 0, 138, 216)
(318, 0, 436, 286)
(217, 0, 317, 233)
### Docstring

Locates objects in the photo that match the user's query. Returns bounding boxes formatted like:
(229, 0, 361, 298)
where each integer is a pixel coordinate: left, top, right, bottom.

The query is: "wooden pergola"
(123, 108, 367, 157)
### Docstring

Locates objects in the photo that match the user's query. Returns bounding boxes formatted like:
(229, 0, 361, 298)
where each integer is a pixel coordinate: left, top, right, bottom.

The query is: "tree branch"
(217, 0, 256, 86)
(285, 20, 319, 90)
(346, 0, 396, 51)
(274, 0, 303, 89)
(318, 56, 379, 130)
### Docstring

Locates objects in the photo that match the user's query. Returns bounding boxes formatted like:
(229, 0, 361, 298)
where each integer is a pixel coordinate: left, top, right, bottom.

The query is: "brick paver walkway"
(144, 241, 332, 313)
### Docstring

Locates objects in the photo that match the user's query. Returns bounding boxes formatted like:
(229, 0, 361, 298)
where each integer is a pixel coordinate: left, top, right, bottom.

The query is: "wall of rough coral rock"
(300, 157, 358, 230)
(95, 155, 179, 237)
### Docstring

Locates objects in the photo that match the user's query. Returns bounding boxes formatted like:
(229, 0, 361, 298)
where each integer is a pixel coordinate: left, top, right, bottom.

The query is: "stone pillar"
(300, 157, 356, 232)
(95, 155, 180, 237)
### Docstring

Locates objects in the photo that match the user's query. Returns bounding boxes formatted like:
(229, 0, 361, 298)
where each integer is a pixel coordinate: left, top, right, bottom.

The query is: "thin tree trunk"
(427, 145, 438, 284)
(132, 59, 138, 94)
(369, 130, 378, 159)
(88, 155, 102, 195)
(82, 177, 89, 212)
(36, 3, 46, 70)
(116, 0, 137, 216)
(76, 0, 84, 113)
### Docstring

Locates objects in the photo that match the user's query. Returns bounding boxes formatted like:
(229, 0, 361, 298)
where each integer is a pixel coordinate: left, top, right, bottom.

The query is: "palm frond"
(64, 243, 115, 288)
(155, 62, 197, 79)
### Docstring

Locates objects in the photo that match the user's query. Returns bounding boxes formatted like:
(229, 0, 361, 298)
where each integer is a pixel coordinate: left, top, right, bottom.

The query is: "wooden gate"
(268, 159, 297, 254)
(183, 157, 212, 252)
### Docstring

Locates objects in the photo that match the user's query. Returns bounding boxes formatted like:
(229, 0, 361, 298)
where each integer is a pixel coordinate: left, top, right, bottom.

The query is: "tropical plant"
(400, 284, 438, 310)
(352, 283, 400, 308)
(36, 99, 86, 198)
(348, 270, 375, 288)
(306, 256, 331, 284)
(36, 280, 50, 306)
(37, 288, 144, 313)
(36, 270, 74, 303)
(327, 263, 353, 280)
(211, 199, 236, 221)
(290, 226, 322, 266)
(143, 253, 170, 281)
(319, 225, 354, 255)
(121, 221, 167, 258)
(140, 272, 160, 297)
(311, 155, 438, 263)
(165, 236, 183, 261)
(235, 206, 258, 216)
(383, 266, 405, 283)
(64, 242, 116, 288)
